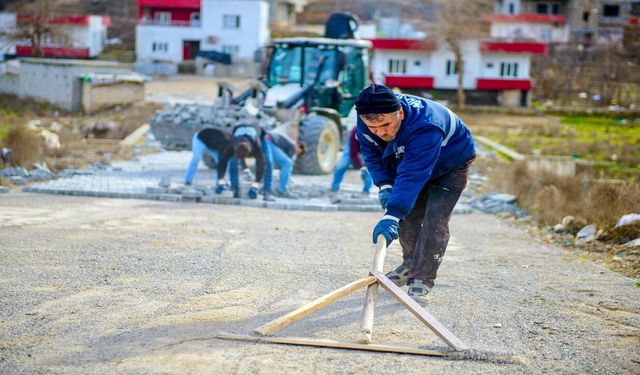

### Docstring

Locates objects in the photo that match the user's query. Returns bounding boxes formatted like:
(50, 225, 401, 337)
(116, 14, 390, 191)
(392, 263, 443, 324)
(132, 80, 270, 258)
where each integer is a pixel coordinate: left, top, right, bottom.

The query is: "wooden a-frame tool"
(217, 238, 469, 356)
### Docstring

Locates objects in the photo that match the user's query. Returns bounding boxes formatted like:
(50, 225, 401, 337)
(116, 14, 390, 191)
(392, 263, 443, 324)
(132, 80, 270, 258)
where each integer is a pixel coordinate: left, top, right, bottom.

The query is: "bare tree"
(1, 0, 64, 57)
(413, 0, 492, 108)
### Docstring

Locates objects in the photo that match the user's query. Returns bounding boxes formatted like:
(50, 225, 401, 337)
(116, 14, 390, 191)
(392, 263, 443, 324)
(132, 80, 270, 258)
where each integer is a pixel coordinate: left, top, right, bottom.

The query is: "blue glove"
(248, 186, 258, 199)
(372, 217, 399, 245)
(215, 183, 225, 194)
(378, 186, 392, 210)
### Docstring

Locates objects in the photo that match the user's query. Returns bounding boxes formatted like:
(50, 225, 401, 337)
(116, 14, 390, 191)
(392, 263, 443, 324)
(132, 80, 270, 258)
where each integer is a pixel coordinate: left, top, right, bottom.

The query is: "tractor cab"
(265, 38, 371, 117)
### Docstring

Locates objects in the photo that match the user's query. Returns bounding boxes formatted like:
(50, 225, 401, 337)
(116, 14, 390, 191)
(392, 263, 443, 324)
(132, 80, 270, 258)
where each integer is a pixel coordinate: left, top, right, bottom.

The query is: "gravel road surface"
(1, 193, 638, 374)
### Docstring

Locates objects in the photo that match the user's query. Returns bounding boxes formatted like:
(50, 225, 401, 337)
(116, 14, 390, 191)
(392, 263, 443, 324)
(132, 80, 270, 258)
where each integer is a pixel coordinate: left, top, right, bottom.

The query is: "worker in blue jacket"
(355, 84, 475, 306)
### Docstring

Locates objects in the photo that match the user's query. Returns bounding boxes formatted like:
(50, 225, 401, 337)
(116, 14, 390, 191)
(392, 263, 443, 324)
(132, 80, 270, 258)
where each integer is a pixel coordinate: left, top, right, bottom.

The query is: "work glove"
(372, 216, 399, 246)
(360, 167, 369, 182)
(378, 185, 392, 210)
(215, 182, 226, 194)
(248, 186, 259, 199)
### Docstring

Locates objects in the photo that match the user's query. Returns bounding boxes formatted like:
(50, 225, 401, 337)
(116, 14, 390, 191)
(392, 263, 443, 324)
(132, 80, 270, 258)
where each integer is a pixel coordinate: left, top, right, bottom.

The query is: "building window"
(154, 12, 171, 25)
(536, 2, 561, 15)
(500, 62, 519, 77)
(190, 12, 201, 26)
(486, 62, 494, 69)
(152, 42, 168, 53)
(508, 2, 515, 14)
(222, 45, 239, 55)
(388, 59, 407, 74)
(537, 3, 548, 14)
(223, 15, 240, 28)
(445, 59, 459, 75)
(602, 5, 620, 18)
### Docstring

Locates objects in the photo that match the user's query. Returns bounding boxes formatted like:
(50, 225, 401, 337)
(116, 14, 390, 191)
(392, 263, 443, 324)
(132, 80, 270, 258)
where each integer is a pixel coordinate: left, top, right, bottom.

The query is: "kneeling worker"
(355, 84, 476, 306)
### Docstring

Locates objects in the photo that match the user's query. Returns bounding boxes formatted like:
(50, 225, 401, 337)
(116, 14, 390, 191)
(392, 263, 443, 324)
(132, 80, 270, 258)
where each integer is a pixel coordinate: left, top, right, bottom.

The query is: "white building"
(489, 0, 572, 43)
(0, 13, 109, 59)
(135, 0, 270, 64)
(366, 36, 546, 107)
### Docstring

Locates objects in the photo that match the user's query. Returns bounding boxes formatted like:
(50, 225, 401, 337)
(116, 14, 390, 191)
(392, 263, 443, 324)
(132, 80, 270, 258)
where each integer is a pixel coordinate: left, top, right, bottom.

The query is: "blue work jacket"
(356, 94, 476, 220)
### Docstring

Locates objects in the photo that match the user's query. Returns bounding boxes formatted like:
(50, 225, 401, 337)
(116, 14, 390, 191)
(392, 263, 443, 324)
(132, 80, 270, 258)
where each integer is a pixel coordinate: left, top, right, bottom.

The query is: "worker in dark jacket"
(184, 127, 232, 186)
(216, 123, 273, 200)
(355, 84, 476, 306)
(263, 132, 305, 199)
(329, 126, 372, 196)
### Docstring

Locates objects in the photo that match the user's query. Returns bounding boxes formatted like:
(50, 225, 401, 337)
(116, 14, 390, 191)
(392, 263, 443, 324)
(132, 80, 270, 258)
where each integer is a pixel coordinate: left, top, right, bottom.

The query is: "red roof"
(487, 14, 566, 24)
(384, 75, 434, 89)
(368, 38, 436, 51)
(481, 41, 547, 54)
(138, 0, 200, 8)
(477, 78, 531, 90)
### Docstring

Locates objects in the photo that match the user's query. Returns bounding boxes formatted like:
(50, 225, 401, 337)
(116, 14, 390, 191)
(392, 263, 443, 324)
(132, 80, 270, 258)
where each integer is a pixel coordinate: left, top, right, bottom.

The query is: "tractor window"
(303, 48, 338, 85)
(268, 46, 303, 86)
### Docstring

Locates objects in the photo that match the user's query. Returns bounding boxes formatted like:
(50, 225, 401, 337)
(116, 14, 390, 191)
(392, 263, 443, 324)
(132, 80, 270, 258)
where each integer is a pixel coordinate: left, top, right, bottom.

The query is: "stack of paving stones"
(150, 103, 278, 148)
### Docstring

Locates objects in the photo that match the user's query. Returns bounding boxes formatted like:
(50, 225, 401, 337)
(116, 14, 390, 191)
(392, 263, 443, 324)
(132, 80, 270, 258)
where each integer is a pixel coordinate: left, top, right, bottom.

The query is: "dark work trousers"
(398, 157, 474, 288)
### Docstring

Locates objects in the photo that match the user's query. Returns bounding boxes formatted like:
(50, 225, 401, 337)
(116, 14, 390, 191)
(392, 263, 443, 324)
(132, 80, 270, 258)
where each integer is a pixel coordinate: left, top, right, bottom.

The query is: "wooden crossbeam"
(217, 332, 444, 357)
(372, 270, 469, 352)
(254, 276, 377, 336)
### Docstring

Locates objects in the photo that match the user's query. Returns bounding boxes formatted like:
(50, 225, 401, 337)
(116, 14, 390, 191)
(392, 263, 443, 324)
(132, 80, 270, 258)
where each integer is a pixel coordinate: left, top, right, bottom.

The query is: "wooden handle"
(359, 237, 388, 343)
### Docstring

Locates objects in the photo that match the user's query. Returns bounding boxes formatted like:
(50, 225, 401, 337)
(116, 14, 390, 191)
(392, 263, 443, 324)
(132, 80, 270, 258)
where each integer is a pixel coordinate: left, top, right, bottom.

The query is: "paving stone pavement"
(21, 151, 387, 212)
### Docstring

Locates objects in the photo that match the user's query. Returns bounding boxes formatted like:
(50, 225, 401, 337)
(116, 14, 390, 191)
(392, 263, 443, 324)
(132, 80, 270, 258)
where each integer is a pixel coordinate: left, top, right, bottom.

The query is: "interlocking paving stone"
(22, 150, 476, 214)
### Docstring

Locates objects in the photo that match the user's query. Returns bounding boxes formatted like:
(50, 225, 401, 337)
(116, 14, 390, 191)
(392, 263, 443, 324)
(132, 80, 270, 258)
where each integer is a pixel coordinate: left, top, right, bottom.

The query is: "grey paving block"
(147, 187, 168, 194)
(158, 194, 182, 202)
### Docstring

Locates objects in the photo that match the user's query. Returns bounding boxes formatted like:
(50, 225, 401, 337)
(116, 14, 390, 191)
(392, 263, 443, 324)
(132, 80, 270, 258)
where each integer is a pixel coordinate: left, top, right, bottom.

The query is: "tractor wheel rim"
(317, 128, 338, 171)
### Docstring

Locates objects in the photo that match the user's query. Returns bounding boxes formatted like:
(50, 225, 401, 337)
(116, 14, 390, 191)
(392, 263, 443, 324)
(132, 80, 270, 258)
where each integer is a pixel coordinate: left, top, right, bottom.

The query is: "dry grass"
(488, 160, 640, 228)
(3, 125, 43, 168)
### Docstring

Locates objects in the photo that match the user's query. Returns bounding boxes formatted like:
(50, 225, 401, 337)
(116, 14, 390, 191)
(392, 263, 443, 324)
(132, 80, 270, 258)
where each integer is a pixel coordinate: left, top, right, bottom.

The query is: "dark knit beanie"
(355, 84, 401, 114)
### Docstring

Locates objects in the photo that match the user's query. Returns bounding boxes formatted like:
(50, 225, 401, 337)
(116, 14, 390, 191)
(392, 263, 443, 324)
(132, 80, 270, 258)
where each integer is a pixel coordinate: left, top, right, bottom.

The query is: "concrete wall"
(18, 59, 133, 111)
(81, 82, 144, 114)
(0, 73, 19, 95)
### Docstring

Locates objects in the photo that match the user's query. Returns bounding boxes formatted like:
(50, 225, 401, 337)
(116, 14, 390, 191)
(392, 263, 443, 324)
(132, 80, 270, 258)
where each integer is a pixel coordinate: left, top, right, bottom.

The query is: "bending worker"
(184, 127, 231, 186)
(355, 84, 475, 306)
(216, 123, 272, 201)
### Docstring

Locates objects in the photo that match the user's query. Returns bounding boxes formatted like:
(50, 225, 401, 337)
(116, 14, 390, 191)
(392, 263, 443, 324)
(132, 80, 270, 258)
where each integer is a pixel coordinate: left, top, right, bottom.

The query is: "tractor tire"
(295, 114, 340, 175)
(202, 153, 217, 169)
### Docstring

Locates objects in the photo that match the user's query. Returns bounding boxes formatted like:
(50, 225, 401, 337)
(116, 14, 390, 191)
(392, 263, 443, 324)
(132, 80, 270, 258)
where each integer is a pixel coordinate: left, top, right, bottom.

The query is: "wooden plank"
(217, 332, 444, 357)
(254, 276, 377, 336)
(474, 135, 525, 161)
(360, 237, 387, 343)
(372, 271, 469, 352)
